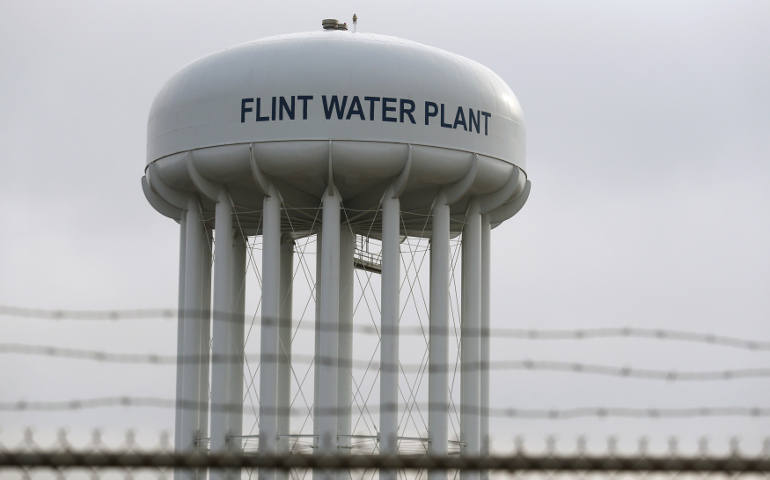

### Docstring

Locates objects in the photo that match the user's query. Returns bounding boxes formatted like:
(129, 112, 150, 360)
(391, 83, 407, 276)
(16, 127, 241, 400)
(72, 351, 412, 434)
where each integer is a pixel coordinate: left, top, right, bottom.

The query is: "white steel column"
(178, 200, 213, 455)
(480, 216, 491, 479)
(174, 213, 187, 454)
(380, 190, 400, 470)
(196, 219, 212, 455)
(278, 235, 295, 453)
(338, 227, 354, 454)
(260, 188, 281, 461)
(313, 231, 322, 448)
(210, 192, 245, 480)
(232, 231, 246, 447)
(150, 169, 213, 478)
(461, 200, 481, 480)
(429, 198, 450, 480)
(174, 212, 191, 480)
(315, 186, 341, 460)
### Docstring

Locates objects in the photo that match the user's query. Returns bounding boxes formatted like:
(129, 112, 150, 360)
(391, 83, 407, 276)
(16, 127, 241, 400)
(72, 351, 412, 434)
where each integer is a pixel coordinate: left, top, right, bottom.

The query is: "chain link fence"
(2, 429, 769, 479)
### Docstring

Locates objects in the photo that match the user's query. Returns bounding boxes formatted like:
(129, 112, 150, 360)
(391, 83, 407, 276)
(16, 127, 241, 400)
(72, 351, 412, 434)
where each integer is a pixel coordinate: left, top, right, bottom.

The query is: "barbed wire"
(0, 306, 176, 321)
(0, 450, 768, 473)
(2, 305, 768, 351)
(1, 343, 768, 381)
(1, 397, 768, 419)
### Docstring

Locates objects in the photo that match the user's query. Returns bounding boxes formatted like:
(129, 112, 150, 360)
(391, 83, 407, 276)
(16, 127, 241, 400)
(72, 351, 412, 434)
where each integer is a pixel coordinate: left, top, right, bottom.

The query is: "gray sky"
(1, 0, 769, 454)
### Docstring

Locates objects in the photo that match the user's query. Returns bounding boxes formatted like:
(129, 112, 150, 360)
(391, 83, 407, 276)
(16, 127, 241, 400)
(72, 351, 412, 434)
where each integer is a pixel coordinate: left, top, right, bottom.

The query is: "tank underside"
(145, 140, 527, 238)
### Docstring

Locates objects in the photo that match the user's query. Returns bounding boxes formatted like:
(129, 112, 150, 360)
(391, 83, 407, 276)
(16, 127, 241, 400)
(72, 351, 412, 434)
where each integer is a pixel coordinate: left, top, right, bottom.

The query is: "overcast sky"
(1, 0, 769, 454)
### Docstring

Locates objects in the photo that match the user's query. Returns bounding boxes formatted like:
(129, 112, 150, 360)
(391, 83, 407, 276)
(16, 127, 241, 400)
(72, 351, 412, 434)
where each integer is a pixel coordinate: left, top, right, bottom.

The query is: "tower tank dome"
(145, 30, 528, 235)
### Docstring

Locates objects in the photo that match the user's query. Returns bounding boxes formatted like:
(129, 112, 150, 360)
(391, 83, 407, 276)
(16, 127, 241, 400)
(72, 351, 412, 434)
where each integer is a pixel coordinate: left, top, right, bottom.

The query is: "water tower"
(142, 20, 529, 480)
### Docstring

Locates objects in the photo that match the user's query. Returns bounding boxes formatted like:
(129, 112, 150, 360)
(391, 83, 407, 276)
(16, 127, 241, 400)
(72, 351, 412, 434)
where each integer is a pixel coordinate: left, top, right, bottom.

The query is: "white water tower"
(142, 19, 529, 480)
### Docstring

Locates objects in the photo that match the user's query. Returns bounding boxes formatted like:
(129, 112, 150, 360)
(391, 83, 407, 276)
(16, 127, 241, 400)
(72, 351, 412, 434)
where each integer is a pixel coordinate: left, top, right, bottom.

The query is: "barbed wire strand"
(1, 344, 768, 381)
(1, 397, 768, 419)
(2, 306, 768, 351)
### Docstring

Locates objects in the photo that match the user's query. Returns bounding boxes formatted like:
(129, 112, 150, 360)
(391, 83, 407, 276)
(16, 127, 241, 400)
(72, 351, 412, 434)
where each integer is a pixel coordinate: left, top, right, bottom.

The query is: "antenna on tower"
(352, 13, 358, 33)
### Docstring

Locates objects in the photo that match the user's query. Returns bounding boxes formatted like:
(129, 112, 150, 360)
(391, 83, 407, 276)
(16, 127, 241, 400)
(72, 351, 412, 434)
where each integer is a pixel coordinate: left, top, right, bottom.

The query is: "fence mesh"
(1, 430, 770, 479)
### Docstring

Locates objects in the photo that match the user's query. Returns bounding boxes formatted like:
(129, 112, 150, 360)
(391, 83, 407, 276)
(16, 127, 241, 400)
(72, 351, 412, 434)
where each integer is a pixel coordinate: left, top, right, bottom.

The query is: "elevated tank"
(142, 26, 530, 480)
(145, 30, 527, 234)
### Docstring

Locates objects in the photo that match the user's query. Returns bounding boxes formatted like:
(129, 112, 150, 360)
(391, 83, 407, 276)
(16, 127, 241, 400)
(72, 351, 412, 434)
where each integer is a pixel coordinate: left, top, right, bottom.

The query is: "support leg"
(210, 193, 245, 480)
(232, 231, 246, 446)
(278, 236, 295, 454)
(260, 189, 282, 464)
(480, 216, 491, 480)
(380, 192, 400, 480)
(176, 201, 213, 480)
(174, 212, 189, 480)
(313, 232, 322, 450)
(429, 200, 450, 480)
(175, 212, 188, 455)
(196, 222, 212, 457)
(338, 226, 354, 479)
(461, 200, 481, 480)
(314, 187, 341, 480)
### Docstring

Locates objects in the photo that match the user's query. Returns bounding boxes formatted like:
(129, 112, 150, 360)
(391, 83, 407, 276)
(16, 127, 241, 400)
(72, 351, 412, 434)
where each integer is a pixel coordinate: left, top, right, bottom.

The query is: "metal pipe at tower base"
(461, 200, 482, 480)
